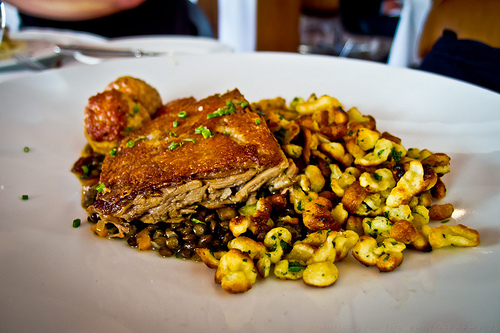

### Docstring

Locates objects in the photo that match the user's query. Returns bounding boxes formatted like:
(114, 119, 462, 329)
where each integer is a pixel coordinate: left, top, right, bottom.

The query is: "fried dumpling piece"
(105, 76, 162, 116)
(84, 89, 151, 155)
(89, 89, 296, 227)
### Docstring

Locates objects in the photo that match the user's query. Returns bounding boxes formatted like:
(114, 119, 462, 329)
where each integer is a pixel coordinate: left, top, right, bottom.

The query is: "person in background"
(4, 0, 213, 38)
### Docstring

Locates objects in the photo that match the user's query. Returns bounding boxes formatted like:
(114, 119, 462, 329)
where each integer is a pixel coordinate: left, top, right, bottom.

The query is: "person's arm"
(5, 0, 146, 21)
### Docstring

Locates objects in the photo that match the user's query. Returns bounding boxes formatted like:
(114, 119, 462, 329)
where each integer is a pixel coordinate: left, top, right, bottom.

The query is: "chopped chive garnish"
(223, 131, 230, 136)
(207, 108, 224, 119)
(195, 125, 215, 139)
(81, 165, 89, 175)
(126, 137, 147, 148)
(178, 111, 187, 118)
(110, 148, 117, 156)
(255, 119, 261, 125)
(238, 101, 249, 108)
(441, 219, 450, 224)
(21, 194, 29, 200)
(96, 183, 106, 192)
(206, 100, 240, 119)
(169, 131, 177, 137)
(183, 138, 196, 143)
(173, 121, 178, 128)
(125, 126, 131, 132)
(23, 146, 30, 153)
(169, 142, 180, 150)
(191, 218, 206, 225)
(133, 105, 139, 113)
(72, 218, 81, 228)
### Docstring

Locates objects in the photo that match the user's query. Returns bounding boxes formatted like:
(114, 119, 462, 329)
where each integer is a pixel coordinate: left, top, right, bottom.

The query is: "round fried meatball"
(84, 89, 151, 155)
(105, 76, 162, 116)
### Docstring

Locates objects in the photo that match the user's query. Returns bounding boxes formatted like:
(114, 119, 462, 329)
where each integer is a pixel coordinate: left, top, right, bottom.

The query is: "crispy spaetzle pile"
(196, 94, 480, 293)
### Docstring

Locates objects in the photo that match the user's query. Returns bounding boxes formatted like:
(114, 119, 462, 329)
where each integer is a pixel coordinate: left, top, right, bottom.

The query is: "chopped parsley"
(373, 172, 382, 181)
(391, 147, 402, 162)
(274, 126, 287, 144)
(21, 194, 29, 200)
(133, 105, 140, 113)
(297, 199, 304, 212)
(288, 261, 305, 272)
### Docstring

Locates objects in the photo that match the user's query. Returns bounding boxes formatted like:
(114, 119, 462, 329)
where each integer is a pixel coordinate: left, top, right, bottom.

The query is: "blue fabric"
(19, 0, 201, 38)
(419, 30, 500, 93)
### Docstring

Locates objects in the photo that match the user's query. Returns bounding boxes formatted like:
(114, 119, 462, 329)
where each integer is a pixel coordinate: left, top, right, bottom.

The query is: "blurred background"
(2, 0, 499, 91)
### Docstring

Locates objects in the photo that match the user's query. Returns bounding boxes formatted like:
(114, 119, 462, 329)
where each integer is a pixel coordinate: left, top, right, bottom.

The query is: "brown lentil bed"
(87, 203, 307, 261)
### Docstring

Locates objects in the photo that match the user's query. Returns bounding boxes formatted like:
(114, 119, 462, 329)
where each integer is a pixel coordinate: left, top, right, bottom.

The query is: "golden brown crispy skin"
(93, 89, 286, 216)
(105, 76, 162, 116)
(154, 96, 196, 118)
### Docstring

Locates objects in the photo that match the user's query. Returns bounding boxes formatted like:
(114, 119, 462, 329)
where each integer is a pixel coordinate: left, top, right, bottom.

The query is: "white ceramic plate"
(75, 36, 233, 64)
(0, 28, 106, 70)
(0, 53, 499, 333)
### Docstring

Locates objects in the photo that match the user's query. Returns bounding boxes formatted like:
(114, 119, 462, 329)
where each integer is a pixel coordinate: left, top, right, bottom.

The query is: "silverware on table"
(53, 44, 165, 58)
(13, 53, 48, 71)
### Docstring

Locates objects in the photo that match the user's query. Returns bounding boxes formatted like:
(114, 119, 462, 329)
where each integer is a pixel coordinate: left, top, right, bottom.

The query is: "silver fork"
(13, 53, 48, 71)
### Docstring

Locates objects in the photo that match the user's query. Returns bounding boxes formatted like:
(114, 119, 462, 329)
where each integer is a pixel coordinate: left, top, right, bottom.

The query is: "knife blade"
(53, 44, 165, 58)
